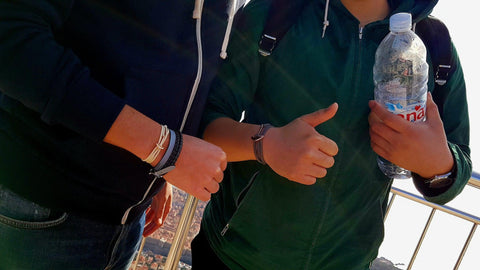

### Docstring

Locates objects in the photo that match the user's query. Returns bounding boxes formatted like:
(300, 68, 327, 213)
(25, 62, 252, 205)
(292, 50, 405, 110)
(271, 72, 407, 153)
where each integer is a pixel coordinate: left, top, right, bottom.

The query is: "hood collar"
(321, 0, 438, 38)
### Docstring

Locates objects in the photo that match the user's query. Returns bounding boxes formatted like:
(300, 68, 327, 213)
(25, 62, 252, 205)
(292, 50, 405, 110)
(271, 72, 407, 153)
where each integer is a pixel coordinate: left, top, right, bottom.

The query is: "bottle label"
(385, 101, 426, 122)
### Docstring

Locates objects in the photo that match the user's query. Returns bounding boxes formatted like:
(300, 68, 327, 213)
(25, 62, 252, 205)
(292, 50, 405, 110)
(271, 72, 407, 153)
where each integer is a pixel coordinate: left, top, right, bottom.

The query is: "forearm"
(203, 117, 259, 162)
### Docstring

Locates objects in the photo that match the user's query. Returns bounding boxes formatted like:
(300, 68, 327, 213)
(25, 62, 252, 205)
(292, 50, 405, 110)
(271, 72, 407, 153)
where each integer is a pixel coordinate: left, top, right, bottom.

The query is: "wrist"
(150, 130, 183, 178)
(412, 161, 457, 190)
(104, 105, 167, 162)
(416, 151, 454, 179)
(251, 124, 273, 164)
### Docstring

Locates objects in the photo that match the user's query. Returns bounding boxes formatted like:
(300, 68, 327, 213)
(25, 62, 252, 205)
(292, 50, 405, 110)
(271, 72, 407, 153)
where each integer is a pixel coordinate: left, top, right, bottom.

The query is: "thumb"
(299, 103, 338, 127)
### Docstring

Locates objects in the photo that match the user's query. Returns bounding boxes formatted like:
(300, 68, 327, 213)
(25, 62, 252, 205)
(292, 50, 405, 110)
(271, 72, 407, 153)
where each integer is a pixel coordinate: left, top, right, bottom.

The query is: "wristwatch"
(413, 163, 456, 189)
(251, 124, 273, 165)
(423, 171, 454, 189)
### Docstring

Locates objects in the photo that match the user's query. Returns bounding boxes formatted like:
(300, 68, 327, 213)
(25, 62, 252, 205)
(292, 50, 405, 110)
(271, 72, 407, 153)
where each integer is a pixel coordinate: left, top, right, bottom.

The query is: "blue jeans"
(0, 185, 145, 270)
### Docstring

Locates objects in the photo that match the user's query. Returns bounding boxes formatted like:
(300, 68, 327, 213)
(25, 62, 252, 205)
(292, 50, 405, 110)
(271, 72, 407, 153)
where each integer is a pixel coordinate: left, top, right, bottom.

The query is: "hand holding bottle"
(369, 92, 454, 179)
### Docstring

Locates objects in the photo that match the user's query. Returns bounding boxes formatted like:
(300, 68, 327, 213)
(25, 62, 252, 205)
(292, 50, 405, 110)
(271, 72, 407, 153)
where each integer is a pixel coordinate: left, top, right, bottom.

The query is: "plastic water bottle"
(373, 13, 429, 179)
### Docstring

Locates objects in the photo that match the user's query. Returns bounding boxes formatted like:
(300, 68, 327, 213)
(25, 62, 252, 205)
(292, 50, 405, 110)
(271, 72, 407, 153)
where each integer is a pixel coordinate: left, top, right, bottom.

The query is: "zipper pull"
(359, 26, 364, 40)
(221, 224, 230, 236)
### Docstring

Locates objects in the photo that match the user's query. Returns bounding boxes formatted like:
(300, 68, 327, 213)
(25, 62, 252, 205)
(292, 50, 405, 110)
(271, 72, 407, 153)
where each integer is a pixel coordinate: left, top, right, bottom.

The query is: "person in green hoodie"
(191, 0, 472, 269)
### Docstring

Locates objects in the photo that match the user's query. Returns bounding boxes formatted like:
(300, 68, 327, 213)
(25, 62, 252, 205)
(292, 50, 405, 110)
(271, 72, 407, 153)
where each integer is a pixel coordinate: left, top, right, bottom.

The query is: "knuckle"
(307, 134, 319, 144)
(382, 151, 393, 162)
(303, 177, 316, 185)
(325, 157, 335, 168)
(370, 122, 382, 134)
(220, 151, 227, 161)
(285, 171, 297, 181)
(201, 194, 211, 202)
(212, 183, 220, 193)
(304, 148, 316, 160)
(331, 144, 339, 156)
(285, 172, 294, 180)
(192, 186, 202, 196)
(217, 173, 225, 183)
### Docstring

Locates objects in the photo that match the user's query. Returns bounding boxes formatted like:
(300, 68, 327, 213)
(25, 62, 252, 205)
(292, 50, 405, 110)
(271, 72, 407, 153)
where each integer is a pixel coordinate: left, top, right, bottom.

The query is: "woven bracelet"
(150, 130, 183, 178)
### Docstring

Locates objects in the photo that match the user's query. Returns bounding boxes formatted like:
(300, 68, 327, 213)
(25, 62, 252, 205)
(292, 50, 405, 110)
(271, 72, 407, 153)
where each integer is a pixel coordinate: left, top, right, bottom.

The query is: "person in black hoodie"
(0, 0, 241, 269)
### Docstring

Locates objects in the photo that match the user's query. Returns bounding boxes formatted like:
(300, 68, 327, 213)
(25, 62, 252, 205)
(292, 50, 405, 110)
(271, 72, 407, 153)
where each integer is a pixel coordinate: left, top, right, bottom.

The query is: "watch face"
(429, 177, 453, 189)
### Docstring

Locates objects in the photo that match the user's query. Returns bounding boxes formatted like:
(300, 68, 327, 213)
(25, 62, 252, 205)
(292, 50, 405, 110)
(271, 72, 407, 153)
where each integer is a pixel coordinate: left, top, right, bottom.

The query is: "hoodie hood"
(389, 0, 438, 22)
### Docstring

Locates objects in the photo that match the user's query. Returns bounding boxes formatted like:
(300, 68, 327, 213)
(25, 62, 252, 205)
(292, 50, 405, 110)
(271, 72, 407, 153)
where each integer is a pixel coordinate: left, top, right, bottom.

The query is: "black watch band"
(412, 162, 457, 197)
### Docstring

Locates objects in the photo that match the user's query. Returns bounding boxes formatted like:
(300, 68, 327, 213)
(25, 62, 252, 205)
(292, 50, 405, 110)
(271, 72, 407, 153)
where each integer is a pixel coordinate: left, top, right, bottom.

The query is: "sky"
(430, 2, 480, 169)
(377, 2, 480, 269)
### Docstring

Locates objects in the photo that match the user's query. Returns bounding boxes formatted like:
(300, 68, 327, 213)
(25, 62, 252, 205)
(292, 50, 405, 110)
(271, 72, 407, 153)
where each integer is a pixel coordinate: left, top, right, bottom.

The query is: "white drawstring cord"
(179, 0, 205, 131)
(322, 0, 330, 38)
(192, 0, 203, 19)
(220, 0, 238, 59)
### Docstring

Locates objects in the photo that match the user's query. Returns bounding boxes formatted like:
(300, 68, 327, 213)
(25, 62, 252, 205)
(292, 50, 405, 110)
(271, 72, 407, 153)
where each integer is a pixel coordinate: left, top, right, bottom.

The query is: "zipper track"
(354, 26, 364, 89)
(346, 24, 365, 116)
(221, 171, 260, 236)
(120, 177, 159, 225)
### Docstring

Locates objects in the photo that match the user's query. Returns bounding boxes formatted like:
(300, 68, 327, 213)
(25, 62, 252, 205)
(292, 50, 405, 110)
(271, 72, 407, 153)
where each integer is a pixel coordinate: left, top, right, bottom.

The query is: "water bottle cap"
(390, 13, 412, 32)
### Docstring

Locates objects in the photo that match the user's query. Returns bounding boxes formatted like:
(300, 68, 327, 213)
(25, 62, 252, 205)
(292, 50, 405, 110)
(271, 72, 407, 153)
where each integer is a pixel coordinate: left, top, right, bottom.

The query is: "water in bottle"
(373, 12, 429, 179)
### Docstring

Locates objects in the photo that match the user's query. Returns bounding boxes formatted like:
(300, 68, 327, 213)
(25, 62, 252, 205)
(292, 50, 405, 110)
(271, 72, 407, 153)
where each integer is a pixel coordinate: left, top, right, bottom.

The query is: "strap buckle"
(435, 64, 451, 86)
(258, 34, 277, 56)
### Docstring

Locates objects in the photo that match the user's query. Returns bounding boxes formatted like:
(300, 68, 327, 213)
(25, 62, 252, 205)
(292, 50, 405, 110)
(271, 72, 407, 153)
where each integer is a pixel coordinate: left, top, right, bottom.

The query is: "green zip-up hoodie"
(201, 0, 471, 269)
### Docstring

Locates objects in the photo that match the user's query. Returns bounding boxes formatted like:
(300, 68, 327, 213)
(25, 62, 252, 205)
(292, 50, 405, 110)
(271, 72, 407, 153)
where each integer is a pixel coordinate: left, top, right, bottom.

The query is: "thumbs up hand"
(263, 103, 339, 185)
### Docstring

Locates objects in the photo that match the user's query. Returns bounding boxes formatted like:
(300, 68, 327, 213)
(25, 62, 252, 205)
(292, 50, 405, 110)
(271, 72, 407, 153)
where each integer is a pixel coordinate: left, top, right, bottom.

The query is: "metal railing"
(384, 172, 480, 270)
(133, 172, 480, 270)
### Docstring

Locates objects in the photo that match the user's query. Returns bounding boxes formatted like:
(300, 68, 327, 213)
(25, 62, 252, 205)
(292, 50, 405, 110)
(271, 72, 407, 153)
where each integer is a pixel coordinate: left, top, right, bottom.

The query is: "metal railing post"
(388, 177, 480, 270)
(407, 208, 436, 270)
(132, 237, 146, 270)
(453, 223, 478, 270)
(164, 195, 199, 270)
(384, 193, 396, 221)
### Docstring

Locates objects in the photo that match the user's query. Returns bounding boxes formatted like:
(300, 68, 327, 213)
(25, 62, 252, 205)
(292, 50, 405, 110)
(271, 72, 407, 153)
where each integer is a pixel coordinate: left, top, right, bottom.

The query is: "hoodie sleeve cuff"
(41, 69, 125, 142)
(412, 160, 457, 198)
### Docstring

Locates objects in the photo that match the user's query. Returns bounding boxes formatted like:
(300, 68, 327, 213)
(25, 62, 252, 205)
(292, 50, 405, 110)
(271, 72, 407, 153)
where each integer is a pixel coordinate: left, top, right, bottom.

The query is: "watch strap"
(412, 162, 457, 197)
(251, 124, 273, 165)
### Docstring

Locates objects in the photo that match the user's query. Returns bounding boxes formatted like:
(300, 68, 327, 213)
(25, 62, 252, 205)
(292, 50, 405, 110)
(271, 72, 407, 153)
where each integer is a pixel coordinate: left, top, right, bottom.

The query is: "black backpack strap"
(415, 16, 457, 86)
(258, 0, 311, 56)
